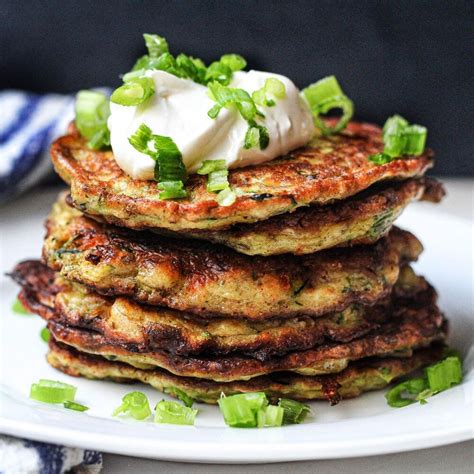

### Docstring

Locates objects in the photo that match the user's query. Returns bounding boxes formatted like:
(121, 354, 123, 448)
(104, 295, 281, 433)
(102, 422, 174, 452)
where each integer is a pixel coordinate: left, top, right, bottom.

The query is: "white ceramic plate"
(0, 192, 472, 463)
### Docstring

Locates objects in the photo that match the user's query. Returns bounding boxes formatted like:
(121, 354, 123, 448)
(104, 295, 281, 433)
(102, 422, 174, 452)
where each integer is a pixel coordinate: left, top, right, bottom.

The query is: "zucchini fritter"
(12, 260, 428, 360)
(183, 178, 444, 255)
(42, 200, 423, 319)
(48, 339, 445, 405)
(51, 121, 433, 232)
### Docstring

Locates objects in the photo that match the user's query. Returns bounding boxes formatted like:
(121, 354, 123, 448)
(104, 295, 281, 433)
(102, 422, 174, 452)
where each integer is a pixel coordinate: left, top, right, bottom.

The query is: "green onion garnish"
(369, 115, 428, 164)
(216, 187, 237, 207)
(257, 405, 285, 428)
(218, 393, 267, 428)
(278, 398, 311, 424)
(244, 121, 270, 150)
(426, 356, 463, 392)
(157, 180, 187, 200)
(30, 379, 77, 404)
(302, 75, 354, 135)
(252, 78, 286, 107)
(40, 327, 50, 343)
(75, 90, 111, 150)
(111, 77, 155, 106)
(64, 400, 89, 412)
(164, 387, 195, 408)
(128, 124, 188, 199)
(143, 34, 169, 58)
(385, 377, 428, 408)
(113, 391, 152, 420)
(12, 298, 30, 315)
(220, 54, 247, 72)
(207, 82, 257, 121)
(386, 352, 463, 408)
(197, 160, 232, 194)
(154, 400, 198, 425)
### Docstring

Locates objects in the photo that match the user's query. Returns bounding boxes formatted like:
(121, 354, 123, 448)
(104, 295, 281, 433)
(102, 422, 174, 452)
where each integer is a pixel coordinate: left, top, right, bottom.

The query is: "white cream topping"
(108, 69, 314, 180)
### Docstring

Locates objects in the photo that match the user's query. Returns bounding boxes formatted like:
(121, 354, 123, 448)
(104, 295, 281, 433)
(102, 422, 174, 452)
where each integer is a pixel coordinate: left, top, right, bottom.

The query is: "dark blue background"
(1, 0, 472, 175)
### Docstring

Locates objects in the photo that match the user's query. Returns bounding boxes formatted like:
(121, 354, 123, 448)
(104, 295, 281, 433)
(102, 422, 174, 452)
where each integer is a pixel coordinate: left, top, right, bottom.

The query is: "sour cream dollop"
(108, 70, 315, 180)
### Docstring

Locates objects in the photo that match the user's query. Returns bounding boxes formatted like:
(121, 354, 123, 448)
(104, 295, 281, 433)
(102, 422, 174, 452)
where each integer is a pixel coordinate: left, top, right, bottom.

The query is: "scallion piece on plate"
(218, 395, 260, 428)
(219, 54, 247, 72)
(30, 379, 77, 404)
(385, 377, 428, 408)
(12, 298, 30, 315)
(75, 90, 110, 150)
(128, 123, 154, 156)
(153, 135, 187, 183)
(158, 180, 188, 200)
(113, 391, 152, 420)
(278, 398, 311, 424)
(402, 124, 427, 156)
(154, 400, 198, 425)
(244, 121, 270, 150)
(301, 75, 354, 135)
(206, 169, 229, 192)
(257, 405, 285, 428)
(425, 356, 463, 392)
(197, 159, 227, 175)
(368, 153, 393, 165)
(111, 77, 155, 106)
(143, 34, 169, 58)
(252, 78, 286, 107)
(64, 401, 89, 412)
(40, 327, 50, 343)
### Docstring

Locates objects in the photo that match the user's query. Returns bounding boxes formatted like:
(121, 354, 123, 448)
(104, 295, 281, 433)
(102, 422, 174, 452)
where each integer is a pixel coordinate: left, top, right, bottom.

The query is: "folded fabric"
(0, 435, 102, 474)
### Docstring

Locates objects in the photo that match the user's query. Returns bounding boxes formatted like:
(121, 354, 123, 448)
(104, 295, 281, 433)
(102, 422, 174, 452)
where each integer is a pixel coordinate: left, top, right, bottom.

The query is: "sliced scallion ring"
(302, 76, 353, 135)
(12, 298, 30, 315)
(30, 379, 77, 404)
(154, 400, 198, 425)
(111, 77, 155, 106)
(113, 391, 152, 420)
(425, 356, 462, 392)
(64, 401, 89, 412)
(278, 398, 311, 424)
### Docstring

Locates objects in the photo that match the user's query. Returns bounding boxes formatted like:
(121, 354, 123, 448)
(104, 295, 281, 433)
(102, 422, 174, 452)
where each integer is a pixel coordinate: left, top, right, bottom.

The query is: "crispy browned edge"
(11, 260, 428, 360)
(42, 208, 423, 319)
(47, 339, 445, 405)
(51, 121, 434, 231)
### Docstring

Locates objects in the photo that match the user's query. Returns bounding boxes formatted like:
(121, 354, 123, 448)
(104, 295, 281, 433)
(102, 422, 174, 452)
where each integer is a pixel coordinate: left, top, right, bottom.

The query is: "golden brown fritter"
(14, 261, 446, 382)
(51, 121, 434, 232)
(48, 339, 445, 405)
(184, 178, 444, 255)
(42, 200, 423, 319)
(11, 260, 428, 360)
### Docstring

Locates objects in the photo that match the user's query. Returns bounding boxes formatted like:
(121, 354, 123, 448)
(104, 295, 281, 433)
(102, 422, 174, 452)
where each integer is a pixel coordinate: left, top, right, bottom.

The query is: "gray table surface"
(2, 178, 473, 472)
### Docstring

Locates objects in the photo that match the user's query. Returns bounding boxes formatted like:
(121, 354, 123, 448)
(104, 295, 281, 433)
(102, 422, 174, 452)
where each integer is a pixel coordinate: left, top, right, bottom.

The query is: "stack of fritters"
(13, 121, 447, 404)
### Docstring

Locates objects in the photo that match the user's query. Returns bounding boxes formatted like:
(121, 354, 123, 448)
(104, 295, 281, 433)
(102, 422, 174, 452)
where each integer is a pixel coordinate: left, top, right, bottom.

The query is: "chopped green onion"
(143, 34, 169, 58)
(207, 82, 257, 121)
(75, 91, 110, 150)
(113, 391, 152, 420)
(220, 54, 247, 72)
(197, 159, 227, 175)
(30, 379, 77, 404)
(176, 54, 207, 84)
(218, 393, 266, 428)
(207, 169, 229, 192)
(402, 125, 427, 155)
(154, 400, 198, 425)
(64, 401, 89, 412)
(244, 121, 270, 150)
(158, 181, 188, 200)
(252, 78, 286, 107)
(205, 61, 233, 86)
(278, 398, 311, 424)
(216, 187, 237, 206)
(12, 298, 30, 315)
(368, 153, 393, 165)
(385, 377, 428, 408)
(111, 77, 155, 106)
(164, 387, 195, 407)
(40, 327, 50, 343)
(302, 75, 353, 135)
(257, 405, 285, 428)
(129, 124, 187, 195)
(372, 115, 428, 164)
(128, 123, 154, 156)
(425, 356, 462, 392)
(153, 135, 187, 182)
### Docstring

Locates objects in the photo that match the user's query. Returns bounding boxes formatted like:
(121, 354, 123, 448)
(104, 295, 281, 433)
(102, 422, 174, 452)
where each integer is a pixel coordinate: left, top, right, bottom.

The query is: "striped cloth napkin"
(0, 90, 75, 202)
(0, 90, 103, 471)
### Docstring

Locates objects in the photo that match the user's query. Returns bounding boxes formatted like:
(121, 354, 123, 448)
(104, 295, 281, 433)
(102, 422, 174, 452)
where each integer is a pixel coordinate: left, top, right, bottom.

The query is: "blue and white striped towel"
(0, 90, 103, 471)
(0, 90, 80, 202)
(0, 435, 102, 473)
